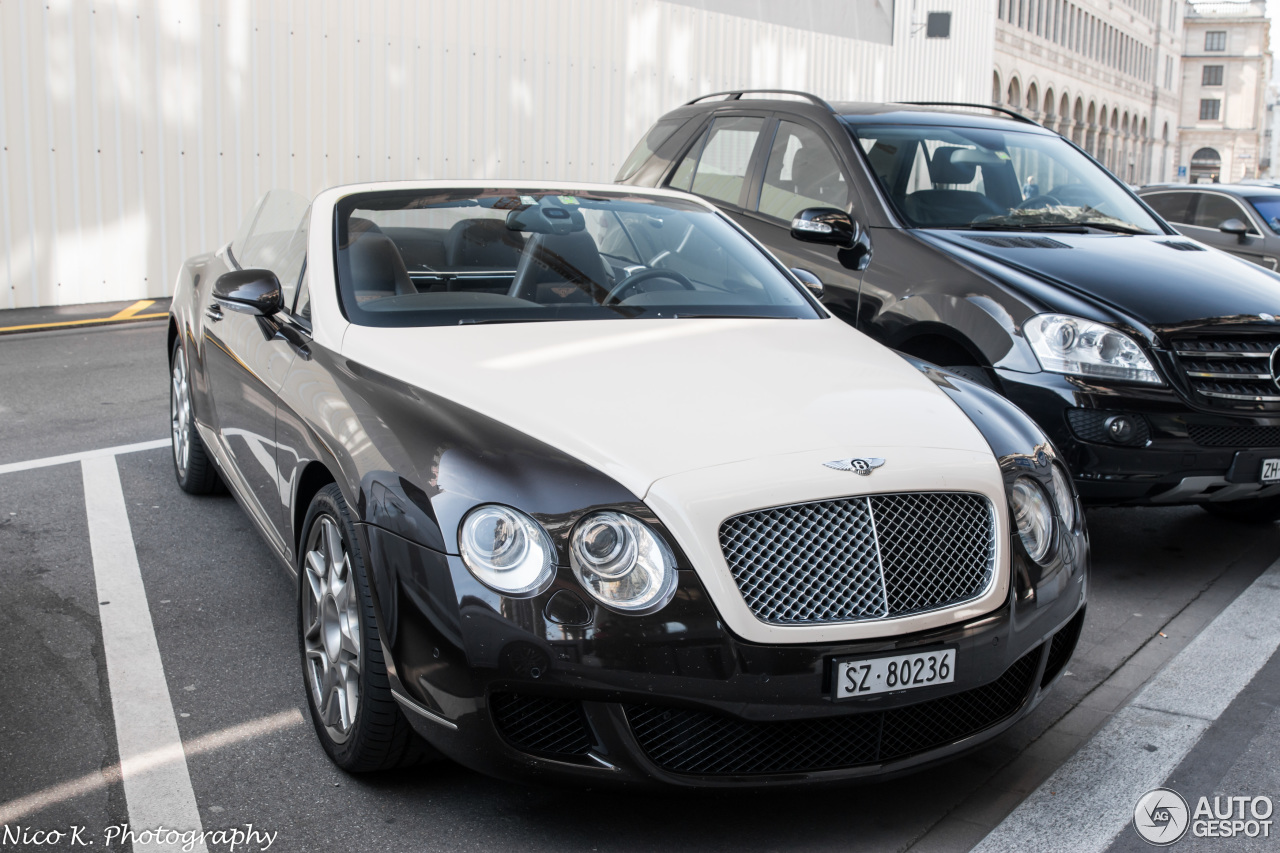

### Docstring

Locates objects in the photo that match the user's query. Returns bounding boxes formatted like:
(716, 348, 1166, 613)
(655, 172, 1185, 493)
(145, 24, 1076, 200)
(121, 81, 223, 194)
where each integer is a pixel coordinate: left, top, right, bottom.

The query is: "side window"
(757, 121, 850, 221)
(293, 267, 311, 325)
(1143, 192, 1196, 225)
(668, 116, 764, 207)
(616, 118, 686, 182)
(1193, 194, 1255, 232)
(230, 190, 310, 306)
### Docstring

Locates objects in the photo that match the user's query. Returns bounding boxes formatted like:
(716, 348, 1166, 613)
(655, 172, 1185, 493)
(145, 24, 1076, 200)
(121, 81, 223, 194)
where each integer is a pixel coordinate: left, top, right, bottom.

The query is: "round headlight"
(459, 505, 555, 596)
(1048, 464, 1076, 531)
(570, 512, 676, 614)
(1010, 477, 1054, 562)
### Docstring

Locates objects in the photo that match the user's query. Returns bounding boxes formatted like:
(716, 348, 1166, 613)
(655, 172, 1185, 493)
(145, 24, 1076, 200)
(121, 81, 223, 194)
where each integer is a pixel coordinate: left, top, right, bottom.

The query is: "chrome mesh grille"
(719, 493, 995, 625)
(1170, 335, 1280, 408)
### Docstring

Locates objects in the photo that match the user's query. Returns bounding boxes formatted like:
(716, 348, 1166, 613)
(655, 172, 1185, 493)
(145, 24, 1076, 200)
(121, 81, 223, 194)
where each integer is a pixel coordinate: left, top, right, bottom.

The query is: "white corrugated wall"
(0, 0, 995, 308)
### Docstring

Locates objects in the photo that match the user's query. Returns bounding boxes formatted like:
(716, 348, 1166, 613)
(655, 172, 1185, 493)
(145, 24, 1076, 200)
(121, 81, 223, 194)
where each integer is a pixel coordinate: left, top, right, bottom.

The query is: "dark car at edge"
(619, 90, 1280, 521)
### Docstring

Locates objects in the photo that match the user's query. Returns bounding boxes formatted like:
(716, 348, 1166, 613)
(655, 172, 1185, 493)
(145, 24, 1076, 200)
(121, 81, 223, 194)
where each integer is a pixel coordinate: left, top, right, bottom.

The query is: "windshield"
(1247, 196, 1280, 234)
(333, 189, 820, 327)
(848, 124, 1163, 234)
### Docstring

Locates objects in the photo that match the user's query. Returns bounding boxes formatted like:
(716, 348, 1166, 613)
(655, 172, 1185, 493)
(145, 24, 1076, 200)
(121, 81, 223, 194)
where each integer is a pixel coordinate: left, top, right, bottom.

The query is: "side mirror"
(790, 267, 824, 299)
(1219, 218, 1250, 241)
(790, 207, 858, 248)
(214, 269, 284, 316)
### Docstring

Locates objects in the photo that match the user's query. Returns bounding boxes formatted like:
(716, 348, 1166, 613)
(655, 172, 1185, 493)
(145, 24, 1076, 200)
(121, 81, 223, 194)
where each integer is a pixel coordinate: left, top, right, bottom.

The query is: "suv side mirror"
(790, 207, 858, 248)
(214, 269, 284, 316)
(1219, 218, 1250, 241)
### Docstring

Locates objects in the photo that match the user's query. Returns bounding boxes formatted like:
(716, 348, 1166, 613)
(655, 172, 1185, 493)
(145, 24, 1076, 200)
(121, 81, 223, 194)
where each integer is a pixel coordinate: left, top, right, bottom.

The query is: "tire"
(297, 484, 437, 772)
(169, 338, 223, 495)
(1201, 496, 1280, 523)
(942, 364, 998, 391)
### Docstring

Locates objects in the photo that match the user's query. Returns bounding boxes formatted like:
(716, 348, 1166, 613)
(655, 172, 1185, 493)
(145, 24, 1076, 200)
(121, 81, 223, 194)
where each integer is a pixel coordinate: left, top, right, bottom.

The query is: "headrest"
(929, 147, 979, 185)
(446, 219, 525, 268)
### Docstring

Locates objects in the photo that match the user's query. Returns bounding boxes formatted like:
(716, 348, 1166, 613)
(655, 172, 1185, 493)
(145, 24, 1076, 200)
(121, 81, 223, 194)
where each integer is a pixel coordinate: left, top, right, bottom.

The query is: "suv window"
(669, 116, 764, 207)
(616, 118, 686, 182)
(1192, 194, 1256, 233)
(758, 121, 850, 221)
(1144, 192, 1197, 225)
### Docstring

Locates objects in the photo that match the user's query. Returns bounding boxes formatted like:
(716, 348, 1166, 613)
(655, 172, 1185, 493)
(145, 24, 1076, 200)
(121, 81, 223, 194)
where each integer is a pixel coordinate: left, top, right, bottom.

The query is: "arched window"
(993, 71, 1003, 104)
(1190, 147, 1222, 183)
(1027, 83, 1039, 115)
(1044, 87, 1056, 117)
(1008, 77, 1023, 109)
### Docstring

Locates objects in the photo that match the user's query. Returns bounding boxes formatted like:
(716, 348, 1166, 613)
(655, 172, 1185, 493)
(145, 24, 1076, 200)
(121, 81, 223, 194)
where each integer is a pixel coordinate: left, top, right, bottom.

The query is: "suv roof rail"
(685, 90, 835, 112)
(895, 101, 1040, 126)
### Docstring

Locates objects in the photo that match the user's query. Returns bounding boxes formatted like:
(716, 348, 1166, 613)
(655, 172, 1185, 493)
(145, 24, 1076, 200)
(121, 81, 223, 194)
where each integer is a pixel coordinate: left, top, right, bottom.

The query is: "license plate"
(1263, 459, 1280, 484)
(834, 648, 956, 699)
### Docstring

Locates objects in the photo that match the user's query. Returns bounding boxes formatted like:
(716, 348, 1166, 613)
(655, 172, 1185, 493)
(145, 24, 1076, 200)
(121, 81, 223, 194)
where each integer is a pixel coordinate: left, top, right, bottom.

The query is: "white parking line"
(82, 455, 209, 853)
(972, 557, 1280, 853)
(0, 438, 168, 475)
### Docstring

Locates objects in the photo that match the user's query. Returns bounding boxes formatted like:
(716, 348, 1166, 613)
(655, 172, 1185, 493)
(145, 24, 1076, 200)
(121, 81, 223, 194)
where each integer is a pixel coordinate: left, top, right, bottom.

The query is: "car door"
(202, 193, 309, 549)
(1180, 191, 1277, 269)
(733, 117, 870, 324)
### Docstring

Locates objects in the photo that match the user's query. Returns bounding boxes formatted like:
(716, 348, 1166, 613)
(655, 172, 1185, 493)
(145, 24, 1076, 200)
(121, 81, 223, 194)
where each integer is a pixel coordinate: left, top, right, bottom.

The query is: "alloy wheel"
(170, 347, 192, 479)
(302, 515, 363, 743)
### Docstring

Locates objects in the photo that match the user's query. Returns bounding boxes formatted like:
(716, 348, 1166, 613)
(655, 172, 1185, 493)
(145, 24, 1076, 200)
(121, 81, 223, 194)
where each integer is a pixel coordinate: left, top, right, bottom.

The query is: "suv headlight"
(1025, 314, 1162, 385)
(459, 505, 556, 596)
(570, 512, 677, 614)
(1010, 476, 1055, 562)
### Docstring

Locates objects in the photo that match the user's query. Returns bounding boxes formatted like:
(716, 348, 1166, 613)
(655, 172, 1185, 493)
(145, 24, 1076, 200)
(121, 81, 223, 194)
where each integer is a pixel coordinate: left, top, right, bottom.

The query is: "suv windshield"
(334, 189, 819, 327)
(848, 124, 1163, 234)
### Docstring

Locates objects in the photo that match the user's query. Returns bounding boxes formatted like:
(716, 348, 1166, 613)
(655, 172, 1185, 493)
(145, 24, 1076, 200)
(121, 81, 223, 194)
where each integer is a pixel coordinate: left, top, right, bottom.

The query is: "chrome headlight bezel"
(1009, 475, 1056, 563)
(569, 511, 678, 615)
(458, 504, 557, 597)
(1024, 313, 1163, 385)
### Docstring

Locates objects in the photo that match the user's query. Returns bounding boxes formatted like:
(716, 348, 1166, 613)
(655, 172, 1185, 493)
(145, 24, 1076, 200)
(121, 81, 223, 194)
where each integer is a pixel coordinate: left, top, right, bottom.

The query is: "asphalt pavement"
(3, 317, 1280, 852)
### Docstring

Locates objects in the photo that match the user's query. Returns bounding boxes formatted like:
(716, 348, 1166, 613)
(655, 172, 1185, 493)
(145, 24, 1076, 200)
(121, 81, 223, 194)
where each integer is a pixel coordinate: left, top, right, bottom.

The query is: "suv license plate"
(834, 648, 956, 699)
(1263, 459, 1280, 484)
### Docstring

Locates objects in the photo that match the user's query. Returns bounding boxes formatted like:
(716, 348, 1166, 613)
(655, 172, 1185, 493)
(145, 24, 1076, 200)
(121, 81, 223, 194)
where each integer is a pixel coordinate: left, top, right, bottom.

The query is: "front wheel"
(298, 484, 436, 772)
(170, 338, 222, 494)
(1201, 496, 1280, 523)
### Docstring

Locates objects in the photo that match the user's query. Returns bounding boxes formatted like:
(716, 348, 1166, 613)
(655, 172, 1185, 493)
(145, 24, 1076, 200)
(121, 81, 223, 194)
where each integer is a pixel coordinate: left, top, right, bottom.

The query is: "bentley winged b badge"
(823, 457, 886, 476)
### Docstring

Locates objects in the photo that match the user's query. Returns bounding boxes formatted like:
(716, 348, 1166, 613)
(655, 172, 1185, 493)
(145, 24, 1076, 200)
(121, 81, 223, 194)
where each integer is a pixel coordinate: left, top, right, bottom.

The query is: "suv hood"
(924, 230, 1280, 333)
(342, 318, 992, 499)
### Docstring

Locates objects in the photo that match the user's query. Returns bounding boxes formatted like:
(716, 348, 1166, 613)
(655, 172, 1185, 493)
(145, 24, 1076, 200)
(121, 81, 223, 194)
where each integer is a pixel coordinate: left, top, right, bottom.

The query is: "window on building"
(1165, 55, 1173, 89)
(1200, 99, 1222, 121)
(1205, 31, 1227, 51)
(1202, 65, 1224, 86)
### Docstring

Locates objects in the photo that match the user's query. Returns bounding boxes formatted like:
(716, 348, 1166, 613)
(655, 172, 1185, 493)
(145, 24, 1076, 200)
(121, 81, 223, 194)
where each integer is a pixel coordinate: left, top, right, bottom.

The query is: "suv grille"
(1171, 336, 1280, 407)
(1188, 424, 1280, 447)
(624, 645, 1040, 776)
(719, 493, 995, 625)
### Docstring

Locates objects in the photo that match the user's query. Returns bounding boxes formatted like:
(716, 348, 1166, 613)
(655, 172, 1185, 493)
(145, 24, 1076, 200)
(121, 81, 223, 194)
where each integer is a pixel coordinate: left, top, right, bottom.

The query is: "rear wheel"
(1201, 496, 1280, 523)
(169, 338, 222, 494)
(298, 484, 436, 772)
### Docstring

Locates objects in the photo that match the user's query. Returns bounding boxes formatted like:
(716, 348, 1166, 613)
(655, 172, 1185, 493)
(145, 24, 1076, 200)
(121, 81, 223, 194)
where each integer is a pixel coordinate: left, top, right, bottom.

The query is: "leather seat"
(508, 231, 612, 304)
(445, 219, 525, 269)
(901, 147, 1005, 225)
(345, 223, 415, 298)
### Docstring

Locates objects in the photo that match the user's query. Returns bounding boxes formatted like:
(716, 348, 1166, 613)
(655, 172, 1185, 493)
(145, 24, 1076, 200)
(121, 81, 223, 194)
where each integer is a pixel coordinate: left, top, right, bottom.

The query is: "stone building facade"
(1177, 1, 1271, 183)
(994, 0, 1185, 184)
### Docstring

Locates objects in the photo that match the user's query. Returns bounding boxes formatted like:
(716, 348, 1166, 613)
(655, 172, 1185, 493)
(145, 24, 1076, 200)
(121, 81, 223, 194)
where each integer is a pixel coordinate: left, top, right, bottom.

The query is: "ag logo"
(1134, 788, 1190, 846)
(823, 457, 886, 476)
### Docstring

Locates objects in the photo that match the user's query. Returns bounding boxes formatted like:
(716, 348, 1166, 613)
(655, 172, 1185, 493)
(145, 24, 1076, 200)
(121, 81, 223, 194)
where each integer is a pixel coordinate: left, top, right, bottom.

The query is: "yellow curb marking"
(0, 300, 167, 333)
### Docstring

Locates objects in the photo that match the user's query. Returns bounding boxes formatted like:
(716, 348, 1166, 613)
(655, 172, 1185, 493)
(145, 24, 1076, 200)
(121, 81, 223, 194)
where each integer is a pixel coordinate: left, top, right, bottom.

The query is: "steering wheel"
(1045, 184, 1103, 207)
(602, 268, 697, 305)
(1016, 193, 1063, 210)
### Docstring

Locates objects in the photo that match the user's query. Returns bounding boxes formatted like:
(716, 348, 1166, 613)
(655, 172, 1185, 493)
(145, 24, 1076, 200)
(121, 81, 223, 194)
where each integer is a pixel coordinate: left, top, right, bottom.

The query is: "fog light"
(1105, 415, 1135, 443)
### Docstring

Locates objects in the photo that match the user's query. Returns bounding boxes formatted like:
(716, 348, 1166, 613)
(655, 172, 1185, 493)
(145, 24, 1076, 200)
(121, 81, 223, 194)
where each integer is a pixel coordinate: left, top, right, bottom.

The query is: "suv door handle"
(205, 303, 223, 322)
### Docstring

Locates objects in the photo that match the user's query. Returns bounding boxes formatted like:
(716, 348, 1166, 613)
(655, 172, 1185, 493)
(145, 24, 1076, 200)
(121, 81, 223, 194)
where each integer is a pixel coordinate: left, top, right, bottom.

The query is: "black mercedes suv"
(618, 90, 1280, 521)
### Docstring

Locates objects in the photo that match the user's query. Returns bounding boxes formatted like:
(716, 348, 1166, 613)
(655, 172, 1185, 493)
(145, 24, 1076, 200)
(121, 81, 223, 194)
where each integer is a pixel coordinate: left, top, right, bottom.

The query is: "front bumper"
(363, 519, 1088, 787)
(996, 368, 1280, 506)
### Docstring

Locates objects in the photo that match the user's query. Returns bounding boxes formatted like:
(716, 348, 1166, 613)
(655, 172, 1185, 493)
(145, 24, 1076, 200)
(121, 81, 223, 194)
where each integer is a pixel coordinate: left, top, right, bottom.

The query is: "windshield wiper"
(456, 316, 568, 325)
